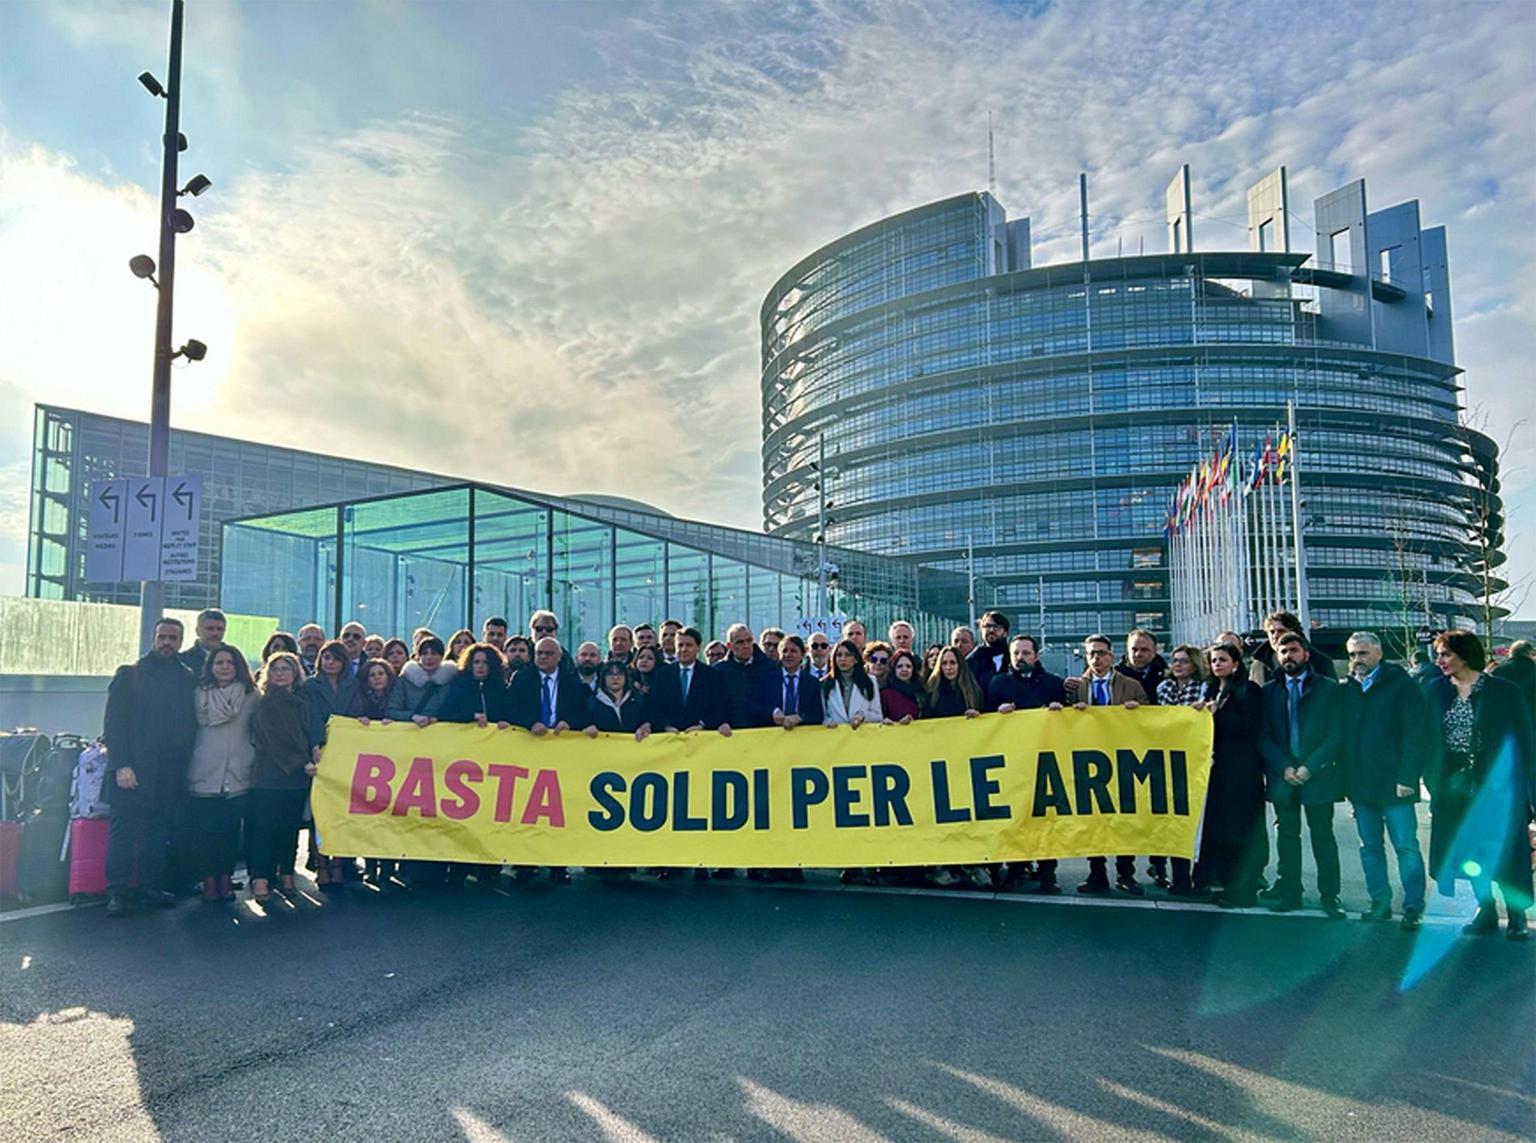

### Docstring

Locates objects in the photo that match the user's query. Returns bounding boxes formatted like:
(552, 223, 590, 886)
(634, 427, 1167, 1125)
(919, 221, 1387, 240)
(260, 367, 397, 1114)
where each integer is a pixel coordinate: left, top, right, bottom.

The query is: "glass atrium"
(221, 484, 970, 651)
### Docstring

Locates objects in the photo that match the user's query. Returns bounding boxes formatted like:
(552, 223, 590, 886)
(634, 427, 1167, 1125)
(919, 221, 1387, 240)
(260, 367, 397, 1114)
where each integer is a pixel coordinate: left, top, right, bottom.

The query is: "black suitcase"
(32, 735, 88, 817)
(17, 807, 70, 905)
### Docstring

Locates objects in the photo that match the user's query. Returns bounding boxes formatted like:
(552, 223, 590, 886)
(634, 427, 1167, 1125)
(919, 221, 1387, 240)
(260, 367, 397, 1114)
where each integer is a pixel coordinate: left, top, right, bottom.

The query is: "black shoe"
(1463, 907, 1500, 936)
(711, 868, 738, 880)
(512, 867, 538, 883)
(1400, 907, 1424, 931)
(1320, 896, 1346, 920)
(1214, 894, 1257, 909)
(1258, 882, 1282, 901)
(1115, 875, 1145, 897)
(1077, 877, 1111, 895)
(1507, 913, 1529, 941)
(1036, 875, 1061, 896)
(785, 869, 805, 884)
(105, 892, 131, 918)
(1168, 883, 1210, 901)
(549, 868, 571, 885)
(1269, 896, 1303, 913)
(1147, 865, 1171, 890)
(693, 869, 711, 883)
(137, 889, 178, 909)
(1360, 900, 1392, 922)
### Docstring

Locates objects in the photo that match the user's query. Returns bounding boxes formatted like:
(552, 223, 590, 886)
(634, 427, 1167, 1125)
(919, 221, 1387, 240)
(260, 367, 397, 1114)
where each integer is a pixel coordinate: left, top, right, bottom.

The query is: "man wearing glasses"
(338, 622, 369, 678)
(807, 635, 832, 679)
(967, 610, 1012, 696)
(528, 610, 574, 673)
(1072, 633, 1149, 897)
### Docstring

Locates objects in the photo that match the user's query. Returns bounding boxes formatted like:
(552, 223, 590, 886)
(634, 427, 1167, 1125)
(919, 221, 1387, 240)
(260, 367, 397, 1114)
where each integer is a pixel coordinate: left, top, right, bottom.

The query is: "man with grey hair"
(1341, 630, 1430, 930)
(1491, 639, 1535, 719)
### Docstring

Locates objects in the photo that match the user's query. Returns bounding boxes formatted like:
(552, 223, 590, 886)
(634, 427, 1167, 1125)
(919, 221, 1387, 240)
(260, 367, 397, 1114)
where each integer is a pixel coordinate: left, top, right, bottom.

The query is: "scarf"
(197, 682, 249, 726)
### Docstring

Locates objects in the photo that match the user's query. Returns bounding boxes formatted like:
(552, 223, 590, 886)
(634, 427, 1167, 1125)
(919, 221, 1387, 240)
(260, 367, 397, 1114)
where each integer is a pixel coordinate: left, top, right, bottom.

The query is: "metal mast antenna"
(987, 112, 996, 194)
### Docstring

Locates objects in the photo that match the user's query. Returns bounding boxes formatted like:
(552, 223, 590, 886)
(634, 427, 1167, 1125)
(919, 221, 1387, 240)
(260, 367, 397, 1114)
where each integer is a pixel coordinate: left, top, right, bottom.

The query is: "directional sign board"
(86, 479, 129, 582)
(86, 475, 202, 583)
(122, 477, 165, 582)
(159, 475, 201, 582)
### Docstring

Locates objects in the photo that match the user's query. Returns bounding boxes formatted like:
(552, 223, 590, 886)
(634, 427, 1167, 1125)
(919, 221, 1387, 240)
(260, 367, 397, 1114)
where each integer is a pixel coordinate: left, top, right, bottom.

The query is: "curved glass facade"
(761, 192, 1504, 650)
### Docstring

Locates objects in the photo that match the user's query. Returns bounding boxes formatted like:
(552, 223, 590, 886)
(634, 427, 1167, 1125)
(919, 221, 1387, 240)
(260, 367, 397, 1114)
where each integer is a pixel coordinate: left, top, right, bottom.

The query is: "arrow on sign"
(135, 482, 158, 522)
(98, 484, 122, 524)
(171, 480, 195, 518)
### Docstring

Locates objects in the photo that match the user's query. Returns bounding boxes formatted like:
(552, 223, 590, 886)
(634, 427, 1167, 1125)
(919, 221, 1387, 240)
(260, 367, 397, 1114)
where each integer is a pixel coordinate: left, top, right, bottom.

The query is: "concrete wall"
(0, 675, 109, 738)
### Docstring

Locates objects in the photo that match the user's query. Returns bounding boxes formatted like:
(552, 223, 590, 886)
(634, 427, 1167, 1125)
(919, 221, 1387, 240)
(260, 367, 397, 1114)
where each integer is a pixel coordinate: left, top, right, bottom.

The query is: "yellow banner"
(312, 707, 1213, 867)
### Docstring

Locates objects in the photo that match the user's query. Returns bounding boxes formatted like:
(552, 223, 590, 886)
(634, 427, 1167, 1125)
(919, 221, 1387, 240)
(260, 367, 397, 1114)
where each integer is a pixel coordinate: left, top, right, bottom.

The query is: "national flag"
(1276, 430, 1292, 483)
(1246, 436, 1265, 494)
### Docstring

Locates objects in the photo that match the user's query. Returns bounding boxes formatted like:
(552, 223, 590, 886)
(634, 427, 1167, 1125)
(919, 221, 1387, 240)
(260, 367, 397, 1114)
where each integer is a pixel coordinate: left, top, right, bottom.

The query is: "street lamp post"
(136, 0, 186, 653)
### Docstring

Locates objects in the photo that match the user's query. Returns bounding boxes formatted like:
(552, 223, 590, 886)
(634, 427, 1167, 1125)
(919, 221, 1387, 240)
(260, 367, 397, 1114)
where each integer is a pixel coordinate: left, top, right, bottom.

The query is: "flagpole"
(1287, 401, 1311, 633)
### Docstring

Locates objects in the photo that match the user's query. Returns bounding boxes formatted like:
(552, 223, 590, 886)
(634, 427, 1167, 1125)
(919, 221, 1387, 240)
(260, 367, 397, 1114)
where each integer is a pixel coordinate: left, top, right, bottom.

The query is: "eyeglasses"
(869, 655, 889, 664)
(810, 642, 829, 649)
(1171, 656, 1192, 665)
(342, 632, 363, 641)
(533, 625, 556, 634)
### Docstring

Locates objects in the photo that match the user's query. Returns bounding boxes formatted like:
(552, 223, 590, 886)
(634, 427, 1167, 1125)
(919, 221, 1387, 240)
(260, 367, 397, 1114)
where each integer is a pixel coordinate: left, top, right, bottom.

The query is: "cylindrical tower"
(760, 191, 1503, 652)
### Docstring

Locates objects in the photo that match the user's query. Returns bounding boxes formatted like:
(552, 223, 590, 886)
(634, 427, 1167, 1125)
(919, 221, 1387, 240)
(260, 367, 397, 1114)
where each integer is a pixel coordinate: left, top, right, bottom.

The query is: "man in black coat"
(713, 623, 776, 730)
(102, 617, 198, 916)
(1115, 629, 1168, 705)
(986, 634, 1066, 712)
(987, 633, 1067, 893)
(966, 611, 1011, 697)
(1341, 632, 1430, 929)
(1491, 640, 1535, 720)
(1257, 632, 1346, 917)
(649, 627, 731, 733)
(178, 607, 226, 679)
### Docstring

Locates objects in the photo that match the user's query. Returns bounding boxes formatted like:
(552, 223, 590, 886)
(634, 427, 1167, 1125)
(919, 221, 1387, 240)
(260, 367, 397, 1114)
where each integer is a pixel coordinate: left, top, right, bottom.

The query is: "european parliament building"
(759, 168, 1505, 651)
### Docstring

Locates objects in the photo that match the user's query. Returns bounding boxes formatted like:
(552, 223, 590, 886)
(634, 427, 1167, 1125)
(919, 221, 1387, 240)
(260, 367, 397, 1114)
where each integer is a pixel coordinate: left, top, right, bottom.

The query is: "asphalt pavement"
(2, 868, 1533, 1142)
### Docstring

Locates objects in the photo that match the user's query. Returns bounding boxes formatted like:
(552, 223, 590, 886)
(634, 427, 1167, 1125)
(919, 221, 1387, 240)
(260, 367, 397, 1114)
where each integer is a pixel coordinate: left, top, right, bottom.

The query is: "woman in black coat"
(582, 661, 653, 738)
(1424, 630, 1534, 940)
(439, 644, 516, 728)
(1203, 641, 1269, 908)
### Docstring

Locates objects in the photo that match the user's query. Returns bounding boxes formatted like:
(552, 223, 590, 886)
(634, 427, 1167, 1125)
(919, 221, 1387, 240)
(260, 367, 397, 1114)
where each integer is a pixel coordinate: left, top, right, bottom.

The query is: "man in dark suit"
(761, 635, 825, 728)
(1257, 631, 1346, 917)
(507, 636, 590, 884)
(650, 627, 731, 734)
(988, 633, 1067, 895)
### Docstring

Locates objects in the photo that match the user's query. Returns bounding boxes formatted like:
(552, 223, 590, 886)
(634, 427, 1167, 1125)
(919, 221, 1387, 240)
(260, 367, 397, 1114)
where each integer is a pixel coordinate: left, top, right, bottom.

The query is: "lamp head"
(180, 174, 212, 197)
(138, 72, 165, 97)
(129, 254, 157, 280)
(168, 208, 195, 234)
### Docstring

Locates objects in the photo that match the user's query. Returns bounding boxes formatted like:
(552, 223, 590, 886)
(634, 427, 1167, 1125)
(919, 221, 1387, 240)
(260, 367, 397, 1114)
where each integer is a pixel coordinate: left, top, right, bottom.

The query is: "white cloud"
(0, 0, 1532, 609)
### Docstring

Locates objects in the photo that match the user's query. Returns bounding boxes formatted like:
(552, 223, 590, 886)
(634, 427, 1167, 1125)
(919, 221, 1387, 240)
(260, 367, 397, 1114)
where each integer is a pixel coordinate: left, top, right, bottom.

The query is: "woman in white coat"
(821, 639, 882, 727)
(821, 638, 882, 887)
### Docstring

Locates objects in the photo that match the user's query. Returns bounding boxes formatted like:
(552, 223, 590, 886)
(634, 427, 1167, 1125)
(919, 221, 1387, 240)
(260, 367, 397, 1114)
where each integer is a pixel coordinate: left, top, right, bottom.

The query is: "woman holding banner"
(822, 640, 882, 728)
(823, 640, 882, 887)
(881, 649, 923, 724)
(584, 661, 653, 740)
(922, 647, 988, 889)
(1154, 646, 1213, 898)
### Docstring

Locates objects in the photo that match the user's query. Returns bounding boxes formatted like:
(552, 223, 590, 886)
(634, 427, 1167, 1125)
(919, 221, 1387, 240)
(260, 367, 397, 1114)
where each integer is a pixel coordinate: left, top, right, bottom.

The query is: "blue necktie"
(542, 675, 555, 725)
(681, 666, 691, 701)
(786, 672, 797, 714)
(1092, 677, 1109, 706)
(1287, 678, 1302, 757)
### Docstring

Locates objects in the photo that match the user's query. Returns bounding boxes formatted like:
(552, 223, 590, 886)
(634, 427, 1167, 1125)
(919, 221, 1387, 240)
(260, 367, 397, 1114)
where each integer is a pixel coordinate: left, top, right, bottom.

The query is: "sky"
(0, 0, 1532, 615)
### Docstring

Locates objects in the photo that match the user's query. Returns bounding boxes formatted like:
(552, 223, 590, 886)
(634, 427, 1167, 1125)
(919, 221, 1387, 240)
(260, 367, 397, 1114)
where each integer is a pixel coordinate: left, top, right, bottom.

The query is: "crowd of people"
(99, 605, 1535, 940)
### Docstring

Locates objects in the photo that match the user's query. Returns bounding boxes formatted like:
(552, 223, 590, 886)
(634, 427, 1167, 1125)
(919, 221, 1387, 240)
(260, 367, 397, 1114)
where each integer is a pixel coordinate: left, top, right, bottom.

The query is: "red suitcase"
(0, 820, 21, 898)
(68, 817, 110, 902)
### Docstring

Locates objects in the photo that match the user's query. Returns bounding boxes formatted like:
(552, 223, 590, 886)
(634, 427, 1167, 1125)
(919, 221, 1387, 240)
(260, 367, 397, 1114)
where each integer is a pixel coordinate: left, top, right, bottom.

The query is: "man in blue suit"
(760, 634, 826, 728)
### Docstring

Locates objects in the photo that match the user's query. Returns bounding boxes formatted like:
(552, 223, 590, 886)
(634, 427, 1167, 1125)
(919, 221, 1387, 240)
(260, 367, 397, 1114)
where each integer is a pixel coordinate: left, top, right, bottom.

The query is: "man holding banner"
(1073, 634, 1151, 897)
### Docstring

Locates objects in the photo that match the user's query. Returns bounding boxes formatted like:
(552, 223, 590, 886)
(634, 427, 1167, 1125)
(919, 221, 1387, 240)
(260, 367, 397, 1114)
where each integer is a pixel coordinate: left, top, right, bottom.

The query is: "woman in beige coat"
(187, 645, 257, 902)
